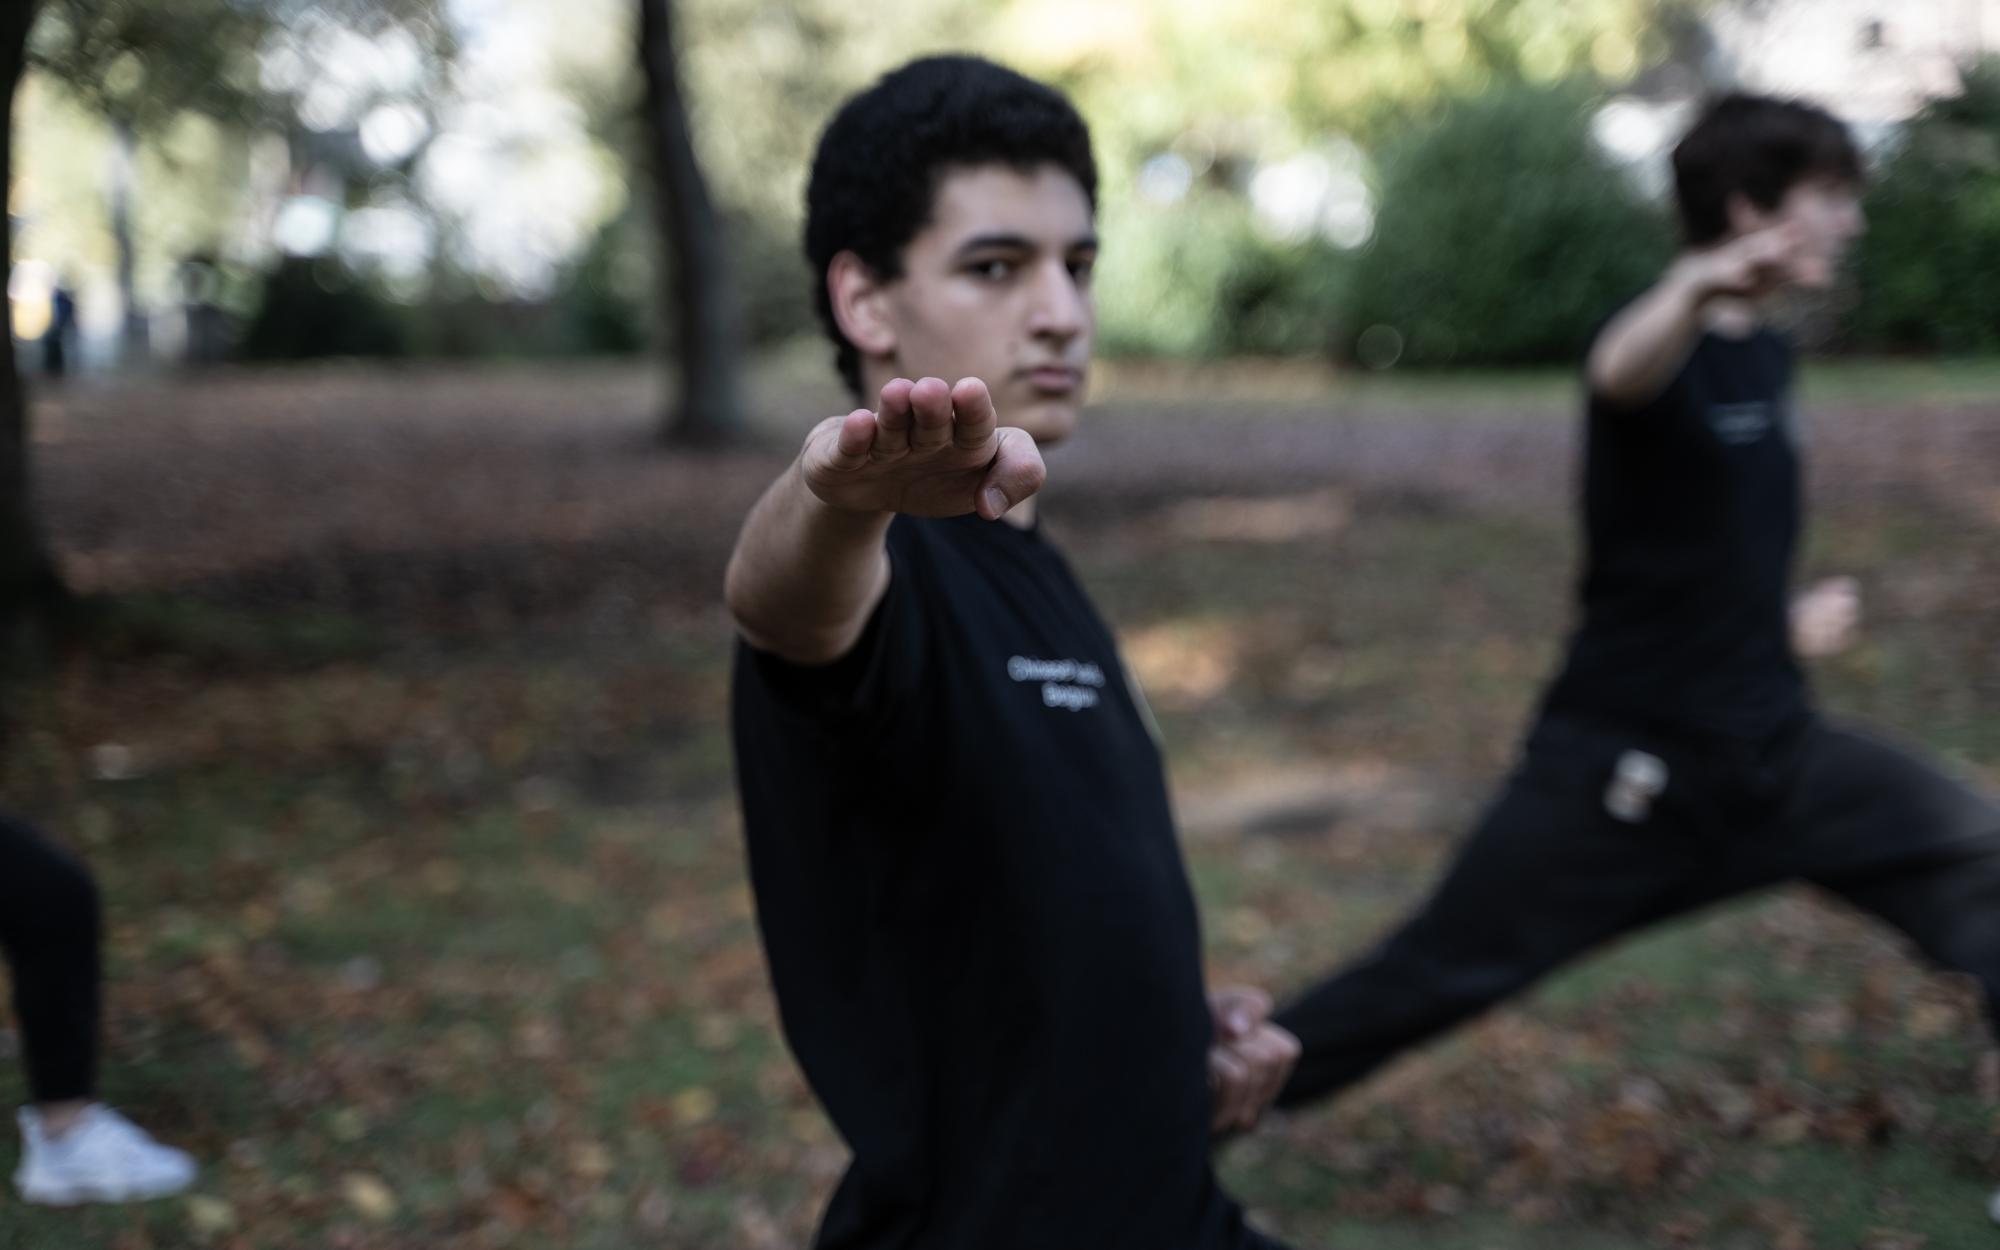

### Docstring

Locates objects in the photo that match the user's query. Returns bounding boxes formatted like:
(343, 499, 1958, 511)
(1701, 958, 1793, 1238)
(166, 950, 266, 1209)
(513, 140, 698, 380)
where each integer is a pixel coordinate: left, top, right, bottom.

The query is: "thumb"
(977, 428, 1047, 520)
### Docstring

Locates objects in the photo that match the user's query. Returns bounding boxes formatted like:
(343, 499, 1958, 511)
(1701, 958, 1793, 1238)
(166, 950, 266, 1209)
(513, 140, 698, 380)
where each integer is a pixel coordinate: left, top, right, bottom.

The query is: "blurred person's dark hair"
(1672, 93, 1865, 245)
(803, 55, 1098, 396)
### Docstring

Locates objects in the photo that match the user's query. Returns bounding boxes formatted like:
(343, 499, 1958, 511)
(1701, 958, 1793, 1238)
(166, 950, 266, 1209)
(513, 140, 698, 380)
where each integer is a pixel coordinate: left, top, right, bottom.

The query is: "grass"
(1088, 351, 2000, 414)
(6, 361, 2000, 1246)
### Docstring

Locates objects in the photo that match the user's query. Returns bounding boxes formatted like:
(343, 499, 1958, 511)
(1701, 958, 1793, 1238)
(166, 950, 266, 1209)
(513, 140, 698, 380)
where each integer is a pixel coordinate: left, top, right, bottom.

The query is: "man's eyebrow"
(950, 232, 1100, 255)
(952, 233, 1034, 255)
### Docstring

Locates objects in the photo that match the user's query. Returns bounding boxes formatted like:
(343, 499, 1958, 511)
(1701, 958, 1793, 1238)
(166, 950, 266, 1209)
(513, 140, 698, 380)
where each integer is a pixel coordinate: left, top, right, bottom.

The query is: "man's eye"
(1067, 257, 1095, 282)
(969, 259, 1016, 280)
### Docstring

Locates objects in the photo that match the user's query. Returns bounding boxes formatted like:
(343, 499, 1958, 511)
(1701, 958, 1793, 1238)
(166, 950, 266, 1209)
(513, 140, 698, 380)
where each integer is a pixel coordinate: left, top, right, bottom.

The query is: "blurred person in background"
(39, 279, 76, 380)
(1273, 93, 2000, 1218)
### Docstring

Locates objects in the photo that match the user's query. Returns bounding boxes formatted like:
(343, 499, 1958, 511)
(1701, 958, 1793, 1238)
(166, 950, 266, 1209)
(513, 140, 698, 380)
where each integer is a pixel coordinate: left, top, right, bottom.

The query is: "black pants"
(0, 812, 101, 1103)
(1275, 712, 2000, 1105)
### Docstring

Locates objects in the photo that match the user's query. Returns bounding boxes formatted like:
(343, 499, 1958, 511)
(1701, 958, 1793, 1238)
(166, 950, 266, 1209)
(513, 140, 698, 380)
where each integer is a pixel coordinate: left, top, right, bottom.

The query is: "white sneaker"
(14, 1105, 197, 1204)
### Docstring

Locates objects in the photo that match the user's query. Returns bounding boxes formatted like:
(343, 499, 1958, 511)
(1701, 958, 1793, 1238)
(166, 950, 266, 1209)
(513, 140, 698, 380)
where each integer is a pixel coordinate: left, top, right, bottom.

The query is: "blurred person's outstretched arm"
(1586, 224, 1802, 408)
(724, 376, 1045, 664)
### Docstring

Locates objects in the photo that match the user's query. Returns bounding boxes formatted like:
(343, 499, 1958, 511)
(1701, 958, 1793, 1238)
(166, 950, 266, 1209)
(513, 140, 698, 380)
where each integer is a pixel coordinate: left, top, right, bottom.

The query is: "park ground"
(4, 352, 2000, 1247)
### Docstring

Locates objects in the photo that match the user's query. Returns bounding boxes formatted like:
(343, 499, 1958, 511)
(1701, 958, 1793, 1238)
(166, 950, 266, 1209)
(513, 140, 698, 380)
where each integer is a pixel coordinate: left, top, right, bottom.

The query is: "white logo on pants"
(1605, 749, 1668, 822)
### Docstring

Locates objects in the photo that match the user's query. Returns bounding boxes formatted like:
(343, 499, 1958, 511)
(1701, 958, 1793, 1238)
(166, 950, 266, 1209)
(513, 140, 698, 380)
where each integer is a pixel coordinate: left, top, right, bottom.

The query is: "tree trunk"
(109, 117, 148, 364)
(637, 0, 744, 446)
(1, 0, 64, 629)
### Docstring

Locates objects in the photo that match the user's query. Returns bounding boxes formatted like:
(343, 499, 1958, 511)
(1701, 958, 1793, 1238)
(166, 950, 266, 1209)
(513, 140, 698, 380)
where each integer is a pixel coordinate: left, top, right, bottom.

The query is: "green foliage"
(1850, 58, 2000, 354)
(1344, 80, 1672, 367)
(659, 0, 1695, 366)
(1014, 0, 1704, 204)
(27, 0, 272, 130)
(1097, 194, 1350, 358)
(15, 0, 1714, 365)
(28, 0, 448, 133)
(239, 257, 411, 360)
(1220, 233, 1354, 357)
(558, 210, 656, 357)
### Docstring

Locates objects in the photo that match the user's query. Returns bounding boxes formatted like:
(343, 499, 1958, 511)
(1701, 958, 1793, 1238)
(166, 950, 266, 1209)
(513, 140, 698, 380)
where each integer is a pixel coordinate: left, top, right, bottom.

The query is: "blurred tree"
(557, 0, 980, 380)
(5, 0, 449, 622)
(29, 0, 275, 360)
(2, 0, 63, 622)
(639, 0, 744, 446)
(28, 0, 450, 361)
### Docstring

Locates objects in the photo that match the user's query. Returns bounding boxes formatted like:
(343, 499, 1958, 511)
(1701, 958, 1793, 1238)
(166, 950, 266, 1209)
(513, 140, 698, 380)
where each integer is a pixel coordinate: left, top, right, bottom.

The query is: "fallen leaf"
(186, 1195, 236, 1237)
(672, 1086, 718, 1127)
(342, 1172, 398, 1222)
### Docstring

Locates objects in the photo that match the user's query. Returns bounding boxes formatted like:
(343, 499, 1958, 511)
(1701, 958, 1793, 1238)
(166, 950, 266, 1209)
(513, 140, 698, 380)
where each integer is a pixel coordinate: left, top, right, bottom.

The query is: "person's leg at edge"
(1, 811, 196, 1204)
(1778, 722, 2000, 1221)
(0, 813, 103, 1118)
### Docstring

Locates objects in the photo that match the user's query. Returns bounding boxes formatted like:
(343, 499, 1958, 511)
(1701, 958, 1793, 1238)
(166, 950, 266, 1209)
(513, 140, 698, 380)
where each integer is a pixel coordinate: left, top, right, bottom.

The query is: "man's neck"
(1002, 496, 1038, 529)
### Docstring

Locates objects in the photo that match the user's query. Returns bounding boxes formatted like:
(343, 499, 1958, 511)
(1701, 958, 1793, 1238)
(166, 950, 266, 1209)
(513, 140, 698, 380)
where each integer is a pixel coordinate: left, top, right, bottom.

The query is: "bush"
(1345, 81, 1672, 368)
(1213, 227, 1352, 357)
(559, 208, 656, 356)
(1096, 192, 1351, 358)
(235, 207, 821, 363)
(1850, 58, 2000, 354)
(238, 257, 411, 361)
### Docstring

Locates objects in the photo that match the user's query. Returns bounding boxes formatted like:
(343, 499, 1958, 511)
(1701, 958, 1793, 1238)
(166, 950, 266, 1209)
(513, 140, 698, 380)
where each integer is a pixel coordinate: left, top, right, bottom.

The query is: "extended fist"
(1208, 987, 1301, 1136)
(801, 376, 1047, 521)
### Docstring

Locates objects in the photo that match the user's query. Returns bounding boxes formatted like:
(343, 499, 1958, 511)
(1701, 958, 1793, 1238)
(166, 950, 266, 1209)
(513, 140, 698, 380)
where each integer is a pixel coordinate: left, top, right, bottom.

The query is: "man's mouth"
(1022, 366, 1083, 394)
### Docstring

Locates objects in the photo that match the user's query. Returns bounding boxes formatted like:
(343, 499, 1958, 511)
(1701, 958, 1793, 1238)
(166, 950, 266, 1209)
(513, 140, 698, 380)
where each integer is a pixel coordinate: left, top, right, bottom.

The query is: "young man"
(726, 56, 1298, 1250)
(1273, 93, 2000, 1202)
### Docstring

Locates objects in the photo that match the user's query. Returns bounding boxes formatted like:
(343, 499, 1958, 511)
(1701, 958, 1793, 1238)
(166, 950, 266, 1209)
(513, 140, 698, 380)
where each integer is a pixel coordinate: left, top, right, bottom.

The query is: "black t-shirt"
(731, 514, 1276, 1250)
(1542, 325, 1805, 741)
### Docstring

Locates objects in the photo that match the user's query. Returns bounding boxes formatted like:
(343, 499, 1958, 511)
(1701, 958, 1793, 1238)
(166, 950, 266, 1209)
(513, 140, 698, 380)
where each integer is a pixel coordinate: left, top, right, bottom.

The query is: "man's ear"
(828, 251, 897, 361)
(1725, 191, 1777, 237)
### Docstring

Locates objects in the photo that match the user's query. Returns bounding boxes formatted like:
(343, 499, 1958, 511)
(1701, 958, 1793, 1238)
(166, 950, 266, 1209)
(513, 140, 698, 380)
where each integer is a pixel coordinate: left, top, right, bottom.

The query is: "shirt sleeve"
(735, 523, 931, 732)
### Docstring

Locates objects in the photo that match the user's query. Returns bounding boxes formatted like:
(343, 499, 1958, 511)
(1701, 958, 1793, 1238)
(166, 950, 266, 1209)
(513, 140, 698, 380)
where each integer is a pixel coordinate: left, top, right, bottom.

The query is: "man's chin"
(1006, 394, 1083, 445)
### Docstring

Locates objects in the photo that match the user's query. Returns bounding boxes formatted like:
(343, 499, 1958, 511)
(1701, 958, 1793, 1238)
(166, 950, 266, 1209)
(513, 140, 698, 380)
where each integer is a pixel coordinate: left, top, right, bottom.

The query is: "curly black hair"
(804, 55, 1098, 397)
(1672, 93, 1864, 245)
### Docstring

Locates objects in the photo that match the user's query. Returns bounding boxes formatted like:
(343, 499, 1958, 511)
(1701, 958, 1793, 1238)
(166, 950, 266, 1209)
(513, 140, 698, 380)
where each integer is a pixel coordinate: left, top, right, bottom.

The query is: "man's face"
(1766, 176, 1867, 288)
(876, 164, 1097, 445)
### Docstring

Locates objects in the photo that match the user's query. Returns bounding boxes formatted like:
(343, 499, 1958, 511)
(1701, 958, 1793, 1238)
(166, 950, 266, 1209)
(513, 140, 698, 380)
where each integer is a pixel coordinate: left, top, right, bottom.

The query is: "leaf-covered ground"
(4, 356, 2000, 1248)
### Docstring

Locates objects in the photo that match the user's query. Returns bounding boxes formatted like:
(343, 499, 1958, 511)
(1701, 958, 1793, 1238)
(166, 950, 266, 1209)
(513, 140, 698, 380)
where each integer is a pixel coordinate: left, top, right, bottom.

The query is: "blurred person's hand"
(800, 376, 1044, 522)
(1207, 987, 1300, 1136)
(1590, 222, 1809, 408)
(1677, 222, 1804, 303)
(1793, 575, 1862, 658)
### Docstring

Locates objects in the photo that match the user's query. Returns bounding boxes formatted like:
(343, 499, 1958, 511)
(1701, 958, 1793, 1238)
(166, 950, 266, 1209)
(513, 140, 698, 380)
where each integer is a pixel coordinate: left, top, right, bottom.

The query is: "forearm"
(724, 459, 893, 664)
(1586, 265, 1708, 407)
